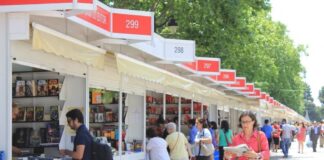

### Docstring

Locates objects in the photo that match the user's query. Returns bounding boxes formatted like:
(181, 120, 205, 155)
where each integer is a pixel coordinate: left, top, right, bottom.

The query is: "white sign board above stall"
(164, 38, 195, 62)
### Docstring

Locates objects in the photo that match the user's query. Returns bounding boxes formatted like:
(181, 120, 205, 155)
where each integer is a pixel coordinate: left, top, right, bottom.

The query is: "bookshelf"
(12, 68, 65, 152)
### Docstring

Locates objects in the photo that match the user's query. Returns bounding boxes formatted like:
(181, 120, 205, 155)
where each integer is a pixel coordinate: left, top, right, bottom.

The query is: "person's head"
(166, 122, 177, 134)
(238, 111, 259, 133)
(156, 117, 166, 128)
(301, 122, 306, 128)
(12, 103, 19, 120)
(209, 121, 217, 130)
(282, 119, 287, 124)
(146, 128, 157, 139)
(66, 109, 84, 130)
(221, 120, 230, 133)
(188, 119, 196, 128)
(264, 119, 269, 125)
(196, 118, 208, 130)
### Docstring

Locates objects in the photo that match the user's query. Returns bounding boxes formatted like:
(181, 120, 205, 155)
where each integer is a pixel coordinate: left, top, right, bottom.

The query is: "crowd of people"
(146, 111, 324, 160)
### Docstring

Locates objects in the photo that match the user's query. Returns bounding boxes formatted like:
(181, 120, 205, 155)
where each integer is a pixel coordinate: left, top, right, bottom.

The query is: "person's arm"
(62, 145, 85, 159)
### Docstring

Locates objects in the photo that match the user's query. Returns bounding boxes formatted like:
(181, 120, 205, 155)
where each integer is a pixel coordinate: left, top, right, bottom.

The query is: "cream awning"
(32, 23, 106, 69)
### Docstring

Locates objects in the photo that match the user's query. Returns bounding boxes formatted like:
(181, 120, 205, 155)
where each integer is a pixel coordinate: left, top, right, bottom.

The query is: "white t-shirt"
(194, 128, 213, 156)
(147, 137, 170, 160)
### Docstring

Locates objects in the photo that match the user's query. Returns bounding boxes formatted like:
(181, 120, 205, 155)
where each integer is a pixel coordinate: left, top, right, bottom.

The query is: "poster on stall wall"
(59, 106, 84, 150)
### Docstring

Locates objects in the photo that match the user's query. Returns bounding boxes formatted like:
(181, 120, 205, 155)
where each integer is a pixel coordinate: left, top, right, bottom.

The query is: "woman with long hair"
(218, 120, 232, 160)
(296, 122, 307, 154)
(225, 111, 270, 160)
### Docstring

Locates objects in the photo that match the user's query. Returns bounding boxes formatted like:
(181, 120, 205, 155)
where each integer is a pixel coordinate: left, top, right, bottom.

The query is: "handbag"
(223, 129, 232, 146)
(199, 129, 215, 156)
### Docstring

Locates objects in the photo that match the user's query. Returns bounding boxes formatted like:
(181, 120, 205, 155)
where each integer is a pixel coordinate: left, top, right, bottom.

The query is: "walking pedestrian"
(261, 119, 273, 150)
(310, 121, 321, 152)
(296, 122, 306, 154)
(281, 118, 295, 158)
(146, 128, 170, 160)
(194, 118, 214, 160)
(218, 120, 232, 160)
(272, 121, 281, 152)
(320, 121, 324, 148)
(165, 122, 193, 160)
(224, 111, 270, 160)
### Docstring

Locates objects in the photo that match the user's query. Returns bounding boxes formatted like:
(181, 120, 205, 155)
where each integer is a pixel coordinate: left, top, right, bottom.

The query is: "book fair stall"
(0, 1, 308, 160)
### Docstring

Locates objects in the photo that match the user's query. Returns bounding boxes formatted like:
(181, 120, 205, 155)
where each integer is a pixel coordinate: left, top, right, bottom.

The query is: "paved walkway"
(270, 140, 324, 160)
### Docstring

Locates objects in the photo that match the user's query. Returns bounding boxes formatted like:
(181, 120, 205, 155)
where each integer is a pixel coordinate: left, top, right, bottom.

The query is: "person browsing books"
(60, 109, 92, 160)
(146, 128, 170, 160)
(194, 118, 214, 160)
(225, 111, 270, 160)
(218, 120, 233, 160)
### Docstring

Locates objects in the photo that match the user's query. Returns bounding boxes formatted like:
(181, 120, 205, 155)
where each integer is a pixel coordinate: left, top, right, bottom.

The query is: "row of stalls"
(0, 0, 306, 160)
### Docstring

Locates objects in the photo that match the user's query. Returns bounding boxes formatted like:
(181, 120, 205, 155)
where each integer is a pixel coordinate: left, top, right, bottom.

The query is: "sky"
(271, 0, 324, 106)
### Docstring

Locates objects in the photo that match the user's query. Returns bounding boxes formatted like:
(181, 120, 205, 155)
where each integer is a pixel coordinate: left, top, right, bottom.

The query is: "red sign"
(240, 83, 254, 93)
(226, 77, 246, 88)
(269, 97, 274, 104)
(78, 0, 92, 3)
(196, 58, 220, 74)
(112, 13, 152, 35)
(260, 92, 266, 99)
(182, 62, 197, 71)
(249, 88, 261, 97)
(209, 69, 236, 83)
(77, 6, 110, 32)
(0, 0, 72, 5)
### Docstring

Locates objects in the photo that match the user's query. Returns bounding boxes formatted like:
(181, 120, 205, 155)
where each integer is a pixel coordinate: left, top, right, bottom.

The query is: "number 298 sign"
(164, 39, 195, 62)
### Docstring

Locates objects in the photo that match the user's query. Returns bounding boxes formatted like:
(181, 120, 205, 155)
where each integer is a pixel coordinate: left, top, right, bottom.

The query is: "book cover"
(50, 106, 59, 121)
(48, 79, 59, 96)
(91, 90, 102, 104)
(15, 80, 26, 97)
(25, 80, 37, 97)
(37, 80, 48, 96)
(14, 128, 27, 147)
(25, 106, 34, 121)
(35, 106, 44, 121)
(47, 122, 60, 143)
(16, 107, 26, 121)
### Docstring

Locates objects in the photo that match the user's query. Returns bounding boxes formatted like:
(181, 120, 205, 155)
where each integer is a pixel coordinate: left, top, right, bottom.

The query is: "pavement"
(270, 139, 324, 160)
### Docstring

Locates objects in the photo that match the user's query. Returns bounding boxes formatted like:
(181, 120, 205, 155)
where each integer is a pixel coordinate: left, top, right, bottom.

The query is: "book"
(224, 144, 250, 156)
(25, 80, 37, 97)
(47, 122, 60, 143)
(50, 106, 59, 121)
(37, 80, 48, 96)
(16, 107, 26, 121)
(48, 79, 59, 96)
(14, 128, 27, 147)
(15, 80, 26, 97)
(35, 106, 44, 121)
(25, 106, 35, 121)
(91, 90, 102, 104)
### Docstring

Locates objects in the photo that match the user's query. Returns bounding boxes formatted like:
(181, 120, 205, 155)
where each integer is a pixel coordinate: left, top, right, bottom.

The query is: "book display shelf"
(146, 91, 163, 128)
(12, 65, 65, 153)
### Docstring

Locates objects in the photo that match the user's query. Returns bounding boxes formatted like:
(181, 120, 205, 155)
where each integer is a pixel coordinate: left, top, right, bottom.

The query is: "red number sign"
(196, 58, 220, 74)
(112, 13, 152, 35)
(226, 77, 246, 88)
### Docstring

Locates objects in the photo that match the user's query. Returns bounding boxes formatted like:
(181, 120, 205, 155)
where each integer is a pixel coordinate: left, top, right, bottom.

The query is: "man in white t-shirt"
(281, 119, 295, 158)
(146, 128, 170, 160)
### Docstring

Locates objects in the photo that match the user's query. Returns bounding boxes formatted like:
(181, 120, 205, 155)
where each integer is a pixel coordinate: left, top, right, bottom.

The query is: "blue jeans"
(281, 138, 291, 157)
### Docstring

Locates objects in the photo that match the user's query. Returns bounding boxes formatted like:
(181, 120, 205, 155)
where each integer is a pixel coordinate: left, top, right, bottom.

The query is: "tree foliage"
(101, 0, 306, 114)
(318, 86, 324, 107)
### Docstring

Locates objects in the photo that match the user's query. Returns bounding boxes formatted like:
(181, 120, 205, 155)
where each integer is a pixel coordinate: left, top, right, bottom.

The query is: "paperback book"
(37, 80, 48, 96)
(25, 106, 35, 121)
(15, 80, 26, 97)
(35, 106, 44, 121)
(48, 79, 59, 96)
(50, 106, 59, 121)
(25, 80, 37, 97)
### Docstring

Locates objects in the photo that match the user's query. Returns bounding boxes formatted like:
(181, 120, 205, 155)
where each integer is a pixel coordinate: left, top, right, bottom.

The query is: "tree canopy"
(101, 0, 306, 114)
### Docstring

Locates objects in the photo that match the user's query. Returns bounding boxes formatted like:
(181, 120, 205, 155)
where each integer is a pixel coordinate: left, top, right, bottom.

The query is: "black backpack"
(91, 140, 113, 160)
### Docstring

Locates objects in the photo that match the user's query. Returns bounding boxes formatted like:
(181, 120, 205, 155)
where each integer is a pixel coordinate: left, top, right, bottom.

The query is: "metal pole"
(163, 93, 166, 120)
(191, 98, 194, 119)
(118, 74, 123, 159)
(178, 96, 181, 132)
(0, 13, 12, 159)
(143, 91, 147, 157)
(85, 67, 89, 128)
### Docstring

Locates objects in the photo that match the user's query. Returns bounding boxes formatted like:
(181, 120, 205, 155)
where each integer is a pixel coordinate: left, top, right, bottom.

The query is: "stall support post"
(143, 91, 147, 156)
(163, 93, 166, 120)
(201, 102, 204, 118)
(178, 96, 181, 132)
(118, 74, 123, 160)
(190, 99, 194, 119)
(85, 67, 90, 128)
(0, 13, 12, 159)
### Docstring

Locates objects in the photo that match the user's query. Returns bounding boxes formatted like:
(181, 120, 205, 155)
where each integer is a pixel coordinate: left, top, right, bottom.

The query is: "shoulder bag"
(170, 132, 180, 153)
(200, 129, 215, 156)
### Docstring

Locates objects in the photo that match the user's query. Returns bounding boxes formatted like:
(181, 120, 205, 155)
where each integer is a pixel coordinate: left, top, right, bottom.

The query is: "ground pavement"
(270, 140, 324, 160)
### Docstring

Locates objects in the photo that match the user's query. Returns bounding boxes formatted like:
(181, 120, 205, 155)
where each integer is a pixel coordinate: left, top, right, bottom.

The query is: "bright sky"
(271, 0, 324, 106)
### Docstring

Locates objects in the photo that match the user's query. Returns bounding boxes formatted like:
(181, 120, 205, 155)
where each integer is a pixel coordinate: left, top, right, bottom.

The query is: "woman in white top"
(146, 128, 170, 160)
(194, 118, 214, 160)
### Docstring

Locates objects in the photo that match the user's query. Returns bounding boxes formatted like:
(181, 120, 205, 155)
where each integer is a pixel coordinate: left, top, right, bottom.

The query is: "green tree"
(318, 86, 324, 106)
(102, 0, 305, 114)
